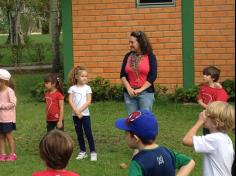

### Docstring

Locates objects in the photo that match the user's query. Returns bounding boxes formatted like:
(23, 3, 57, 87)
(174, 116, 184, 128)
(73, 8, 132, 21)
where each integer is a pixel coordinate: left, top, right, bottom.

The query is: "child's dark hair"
(203, 66, 220, 82)
(68, 66, 87, 86)
(44, 73, 64, 94)
(39, 129, 74, 169)
(130, 132, 156, 145)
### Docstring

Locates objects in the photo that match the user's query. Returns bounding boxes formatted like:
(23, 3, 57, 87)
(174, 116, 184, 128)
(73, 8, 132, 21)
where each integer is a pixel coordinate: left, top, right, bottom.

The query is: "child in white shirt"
(182, 101, 235, 176)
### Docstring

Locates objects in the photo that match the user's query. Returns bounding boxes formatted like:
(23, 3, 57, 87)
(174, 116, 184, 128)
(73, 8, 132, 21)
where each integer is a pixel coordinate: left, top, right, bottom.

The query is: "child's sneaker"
(5, 153, 17, 161)
(0, 154, 7, 161)
(76, 152, 87, 160)
(90, 152, 97, 161)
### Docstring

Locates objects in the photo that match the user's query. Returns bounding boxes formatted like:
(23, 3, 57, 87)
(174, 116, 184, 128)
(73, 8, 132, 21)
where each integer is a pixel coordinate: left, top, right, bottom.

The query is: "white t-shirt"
(68, 85, 92, 116)
(193, 132, 234, 176)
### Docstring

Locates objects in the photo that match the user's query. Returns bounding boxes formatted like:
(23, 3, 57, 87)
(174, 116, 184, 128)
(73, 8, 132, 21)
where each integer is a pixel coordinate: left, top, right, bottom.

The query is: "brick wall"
(71, 0, 235, 90)
(194, 0, 235, 84)
(72, 0, 183, 90)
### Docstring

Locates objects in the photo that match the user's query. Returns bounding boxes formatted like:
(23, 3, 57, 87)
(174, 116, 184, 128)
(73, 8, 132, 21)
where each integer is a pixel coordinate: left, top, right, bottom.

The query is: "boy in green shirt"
(115, 109, 195, 176)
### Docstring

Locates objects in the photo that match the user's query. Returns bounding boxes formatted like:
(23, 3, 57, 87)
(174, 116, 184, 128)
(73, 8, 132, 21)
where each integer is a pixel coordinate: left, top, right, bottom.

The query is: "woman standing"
(120, 31, 157, 115)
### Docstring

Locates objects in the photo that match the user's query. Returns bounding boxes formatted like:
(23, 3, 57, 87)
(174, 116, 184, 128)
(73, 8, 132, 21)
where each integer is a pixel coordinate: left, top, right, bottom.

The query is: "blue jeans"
(73, 116, 96, 153)
(124, 91, 155, 115)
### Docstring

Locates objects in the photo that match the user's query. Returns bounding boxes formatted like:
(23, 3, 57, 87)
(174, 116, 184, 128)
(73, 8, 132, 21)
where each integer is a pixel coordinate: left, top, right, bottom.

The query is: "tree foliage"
(0, 0, 50, 44)
(0, 0, 62, 72)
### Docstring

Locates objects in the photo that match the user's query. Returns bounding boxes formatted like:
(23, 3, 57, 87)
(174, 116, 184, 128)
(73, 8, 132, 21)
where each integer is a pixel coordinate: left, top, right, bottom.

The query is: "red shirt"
(32, 169, 80, 176)
(198, 84, 228, 105)
(125, 55, 150, 88)
(45, 91, 64, 121)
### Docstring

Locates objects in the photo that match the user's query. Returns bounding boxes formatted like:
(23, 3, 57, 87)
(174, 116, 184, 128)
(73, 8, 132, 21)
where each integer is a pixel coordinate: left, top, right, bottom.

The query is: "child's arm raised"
(182, 111, 206, 147)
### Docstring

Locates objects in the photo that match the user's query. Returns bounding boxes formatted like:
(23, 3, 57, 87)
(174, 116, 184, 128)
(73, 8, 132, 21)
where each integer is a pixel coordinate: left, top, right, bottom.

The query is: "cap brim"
(115, 118, 130, 131)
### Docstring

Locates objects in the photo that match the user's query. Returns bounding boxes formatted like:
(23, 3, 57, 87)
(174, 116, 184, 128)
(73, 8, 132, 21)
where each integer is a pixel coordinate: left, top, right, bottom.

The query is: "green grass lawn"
(0, 34, 63, 45)
(0, 72, 234, 176)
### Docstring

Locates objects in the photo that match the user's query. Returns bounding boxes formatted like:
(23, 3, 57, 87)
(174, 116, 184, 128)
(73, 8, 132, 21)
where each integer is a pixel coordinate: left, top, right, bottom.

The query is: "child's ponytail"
(68, 66, 86, 86)
(55, 77, 64, 95)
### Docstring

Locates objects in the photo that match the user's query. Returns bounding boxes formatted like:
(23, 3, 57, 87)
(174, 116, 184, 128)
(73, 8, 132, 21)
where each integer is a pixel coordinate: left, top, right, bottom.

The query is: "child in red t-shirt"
(44, 73, 64, 131)
(197, 66, 228, 134)
(32, 130, 80, 176)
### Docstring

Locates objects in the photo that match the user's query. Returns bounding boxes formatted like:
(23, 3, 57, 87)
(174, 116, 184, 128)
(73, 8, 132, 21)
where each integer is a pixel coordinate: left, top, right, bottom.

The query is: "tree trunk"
(50, 0, 61, 73)
(7, 0, 24, 45)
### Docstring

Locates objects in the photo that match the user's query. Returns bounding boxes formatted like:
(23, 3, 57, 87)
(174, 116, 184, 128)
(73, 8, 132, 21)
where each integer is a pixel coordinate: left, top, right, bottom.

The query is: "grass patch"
(0, 34, 62, 45)
(1, 72, 234, 176)
(0, 34, 63, 66)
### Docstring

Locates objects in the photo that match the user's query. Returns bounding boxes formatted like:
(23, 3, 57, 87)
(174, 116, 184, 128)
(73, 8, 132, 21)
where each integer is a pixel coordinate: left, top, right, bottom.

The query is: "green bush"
(154, 84, 168, 100)
(88, 77, 110, 101)
(30, 77, 235, 103)
(25, 43, 51, 63)
(108, 84, 124, 101)
(0, 18, 8, 33)
(222, 79, 235, 102)
(0, 42, 52, 66)
(170, 85, 200, 103)
(88, 77, 124, 102)
(30, 77, 124, 102)
(30, 82, 45, 102)
(30, 82, 69, 102)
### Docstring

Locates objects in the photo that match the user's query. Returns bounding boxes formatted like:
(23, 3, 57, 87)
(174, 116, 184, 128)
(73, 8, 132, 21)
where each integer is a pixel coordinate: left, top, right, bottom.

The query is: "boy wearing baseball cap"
(115, 109, 195, 176)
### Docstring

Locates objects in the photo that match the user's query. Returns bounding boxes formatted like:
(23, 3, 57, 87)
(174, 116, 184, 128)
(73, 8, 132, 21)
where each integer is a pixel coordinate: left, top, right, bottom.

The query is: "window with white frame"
(137, 0, 175, 7)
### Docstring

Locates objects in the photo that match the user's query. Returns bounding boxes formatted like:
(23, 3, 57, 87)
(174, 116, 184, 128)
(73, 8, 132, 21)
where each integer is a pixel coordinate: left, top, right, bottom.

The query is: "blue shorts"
(0, 123, 16, 133)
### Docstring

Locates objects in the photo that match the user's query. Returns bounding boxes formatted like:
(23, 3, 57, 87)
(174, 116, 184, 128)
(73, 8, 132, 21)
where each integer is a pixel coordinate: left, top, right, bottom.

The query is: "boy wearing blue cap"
(115, 109, 195, 176)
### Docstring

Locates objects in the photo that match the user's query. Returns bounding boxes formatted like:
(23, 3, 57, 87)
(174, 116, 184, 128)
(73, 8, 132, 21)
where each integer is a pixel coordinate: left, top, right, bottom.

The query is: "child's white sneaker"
(90, 152, 97, 161)
(76, 152, 87, 160)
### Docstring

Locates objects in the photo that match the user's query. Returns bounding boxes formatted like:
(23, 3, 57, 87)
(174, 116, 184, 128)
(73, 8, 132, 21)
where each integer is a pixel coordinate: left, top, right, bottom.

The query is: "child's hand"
(75, 110, 83, 119)
(198, 111, 207, 124)
(78, 113, 83, 119)
(57, 120, 63, 129)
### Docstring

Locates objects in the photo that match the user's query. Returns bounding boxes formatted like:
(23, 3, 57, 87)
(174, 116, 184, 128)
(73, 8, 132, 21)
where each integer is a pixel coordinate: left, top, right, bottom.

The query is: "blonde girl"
(44, 73, 64, 132)
(68, 66, 97, 161)
(0, 69, 17, 161)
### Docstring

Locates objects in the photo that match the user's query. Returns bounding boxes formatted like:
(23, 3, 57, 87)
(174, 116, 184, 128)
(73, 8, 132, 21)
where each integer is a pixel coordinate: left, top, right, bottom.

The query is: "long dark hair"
(44, 73, 64, 94)
(130, 31, 153, 55)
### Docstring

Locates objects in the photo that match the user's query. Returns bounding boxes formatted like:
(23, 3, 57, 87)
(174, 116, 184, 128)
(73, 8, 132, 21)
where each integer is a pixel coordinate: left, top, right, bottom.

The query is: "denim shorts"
(0, 122, 16, 133)
(124, 91, 155, 115)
